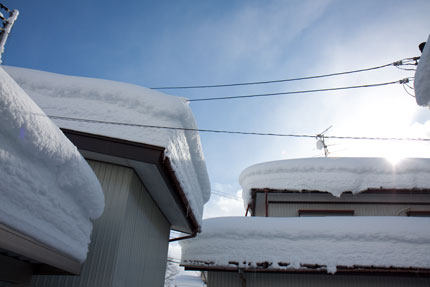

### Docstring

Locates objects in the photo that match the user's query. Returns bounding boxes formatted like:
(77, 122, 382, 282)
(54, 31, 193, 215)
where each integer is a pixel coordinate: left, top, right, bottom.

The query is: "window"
(406, 211, 430, 217)
(298, 209, 354, 217)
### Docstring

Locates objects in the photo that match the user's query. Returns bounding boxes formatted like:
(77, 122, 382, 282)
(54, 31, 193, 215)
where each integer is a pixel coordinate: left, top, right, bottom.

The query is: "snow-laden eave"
(60, 127, 201, 233)
(3, 65, 211, 228)
(163, 156, 201, 233)
(240, 157, 430, 209)
(415, 34, 430, 107)
(180, 217, 430, 275)
(0, 67, 104, 263)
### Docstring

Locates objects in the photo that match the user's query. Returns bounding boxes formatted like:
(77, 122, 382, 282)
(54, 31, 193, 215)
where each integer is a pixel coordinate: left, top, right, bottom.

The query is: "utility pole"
(0, 3, 19, 64)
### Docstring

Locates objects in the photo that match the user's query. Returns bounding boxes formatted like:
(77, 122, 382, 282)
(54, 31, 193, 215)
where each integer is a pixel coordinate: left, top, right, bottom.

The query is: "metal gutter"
(183, 264, 430, 277)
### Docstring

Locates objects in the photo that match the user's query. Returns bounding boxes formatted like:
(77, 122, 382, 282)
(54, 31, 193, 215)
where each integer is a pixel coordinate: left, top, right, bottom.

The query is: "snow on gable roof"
(180, 216, 430, 274)
(240, 157, 430, 207)
(415, 34, 430, 107)
(3, 65, 211, 226)
(0, 67, 104, 262)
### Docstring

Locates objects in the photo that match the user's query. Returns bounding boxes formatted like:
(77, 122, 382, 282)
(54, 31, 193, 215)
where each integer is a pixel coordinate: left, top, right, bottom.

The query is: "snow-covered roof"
(3, 66, 211, 227)
(240, 157, 430, 207)
(180, 216, 430, 274)
(0, 67, 104, 262)
(415, 34, 430, 107)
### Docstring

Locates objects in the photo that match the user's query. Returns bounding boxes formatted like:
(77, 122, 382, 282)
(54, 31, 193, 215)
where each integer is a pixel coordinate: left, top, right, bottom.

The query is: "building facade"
(182, 158, 430, 287)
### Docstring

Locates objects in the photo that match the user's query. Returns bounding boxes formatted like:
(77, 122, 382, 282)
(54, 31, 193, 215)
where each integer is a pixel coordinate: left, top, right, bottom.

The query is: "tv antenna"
(316, 125, 332, 157)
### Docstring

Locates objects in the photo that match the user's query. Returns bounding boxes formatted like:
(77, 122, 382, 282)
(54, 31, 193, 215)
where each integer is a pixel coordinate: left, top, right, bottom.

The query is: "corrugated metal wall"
(32, 160, 170, 287)
(268, 202, 430, 217)
(254, 192, 430, 217)
(207, 272, 430, 287)
(112, 168, 170, 286)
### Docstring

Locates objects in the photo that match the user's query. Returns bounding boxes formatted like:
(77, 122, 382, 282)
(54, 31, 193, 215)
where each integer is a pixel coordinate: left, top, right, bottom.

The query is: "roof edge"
(61, 128, 199, 234)
(182, 264, 430, 277)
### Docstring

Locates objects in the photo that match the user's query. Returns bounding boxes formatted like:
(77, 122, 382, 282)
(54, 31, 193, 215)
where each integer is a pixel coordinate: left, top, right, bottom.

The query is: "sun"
(385, 154, 405, 166)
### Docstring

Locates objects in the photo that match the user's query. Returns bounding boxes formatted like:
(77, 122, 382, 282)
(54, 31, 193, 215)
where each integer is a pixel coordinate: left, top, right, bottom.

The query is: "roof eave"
(61, 128, 200, 234)
(182, 264, 430, 277)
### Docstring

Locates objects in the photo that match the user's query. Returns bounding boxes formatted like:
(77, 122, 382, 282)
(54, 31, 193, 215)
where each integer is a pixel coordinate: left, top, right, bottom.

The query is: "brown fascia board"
(162, 157, 200, 233)
(60, 128, 199, 234)
(182, 264, 430, 277)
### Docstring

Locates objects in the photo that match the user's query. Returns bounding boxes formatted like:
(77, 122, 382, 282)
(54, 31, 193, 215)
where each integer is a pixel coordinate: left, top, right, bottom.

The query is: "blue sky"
(2, 0, 430, 219)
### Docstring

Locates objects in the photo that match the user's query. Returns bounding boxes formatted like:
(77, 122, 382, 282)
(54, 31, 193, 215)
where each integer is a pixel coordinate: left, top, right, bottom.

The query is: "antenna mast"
(316, 125, 332, 157)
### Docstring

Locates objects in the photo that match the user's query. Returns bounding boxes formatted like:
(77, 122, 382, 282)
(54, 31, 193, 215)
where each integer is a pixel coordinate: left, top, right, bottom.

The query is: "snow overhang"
(3, 65, 211, 228)
(415, 34, 430, 107)
(240, 157, 430, 209)
(62, 128, 199, 234)
(180, 216, 430, 275)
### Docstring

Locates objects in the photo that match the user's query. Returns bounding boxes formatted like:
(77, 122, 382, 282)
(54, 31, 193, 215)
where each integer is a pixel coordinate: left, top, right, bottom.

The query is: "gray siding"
(207, 272, 430, 287)
(254, 192, 430, 217)
(268, 202, 430, 217)
(32, 160, 170, 287)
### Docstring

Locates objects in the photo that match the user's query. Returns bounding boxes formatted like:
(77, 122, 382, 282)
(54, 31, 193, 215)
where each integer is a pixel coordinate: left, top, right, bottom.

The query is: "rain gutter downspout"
(169, 231, 197, 242)
(264, 189, 269, 217)
(239, 268, 246, 287)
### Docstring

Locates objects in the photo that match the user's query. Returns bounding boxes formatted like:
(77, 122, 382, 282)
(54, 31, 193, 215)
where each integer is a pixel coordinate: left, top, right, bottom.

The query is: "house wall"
(254, 192, 430, 217)
(31, 160, 170, 287)
(206, 271, 430, 287)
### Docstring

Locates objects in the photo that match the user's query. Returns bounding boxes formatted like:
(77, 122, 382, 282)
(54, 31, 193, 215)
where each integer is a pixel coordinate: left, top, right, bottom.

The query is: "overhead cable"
(47, 115, 430, 142)
(150, 57, 419, 90)
(211, 191, 241, 201)
(188, 79, 408, 102)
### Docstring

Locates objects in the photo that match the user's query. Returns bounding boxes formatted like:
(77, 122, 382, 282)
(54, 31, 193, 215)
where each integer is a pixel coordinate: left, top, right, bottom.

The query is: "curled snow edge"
(240, 157, 430, 208)
(3, 65, 211, 228)
(180, 216, 430, 274)
(0, 67, 104, 262)
(415, 34, 430, 107)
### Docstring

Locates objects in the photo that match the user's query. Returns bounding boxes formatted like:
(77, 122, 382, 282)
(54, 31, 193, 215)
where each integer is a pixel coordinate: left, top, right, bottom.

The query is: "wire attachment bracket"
(399, 78, 410, 84)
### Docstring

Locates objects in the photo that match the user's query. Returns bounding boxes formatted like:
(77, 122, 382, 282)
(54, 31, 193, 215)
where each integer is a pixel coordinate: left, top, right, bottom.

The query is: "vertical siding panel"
(268, 202, 430, 217)
(112, 171, 170, 287)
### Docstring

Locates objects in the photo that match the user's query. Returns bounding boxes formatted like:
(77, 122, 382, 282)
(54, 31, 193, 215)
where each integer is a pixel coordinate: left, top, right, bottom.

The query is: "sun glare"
(385, 155, 405, 166)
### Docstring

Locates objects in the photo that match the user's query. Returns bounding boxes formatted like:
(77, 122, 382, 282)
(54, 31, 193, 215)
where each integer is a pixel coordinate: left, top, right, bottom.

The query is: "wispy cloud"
(203, 182, 244, 218)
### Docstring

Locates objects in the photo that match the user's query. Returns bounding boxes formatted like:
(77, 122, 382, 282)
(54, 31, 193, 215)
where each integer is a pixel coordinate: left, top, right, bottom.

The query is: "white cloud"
(203, 183, 244, 218)
(192, 0, 334, 73)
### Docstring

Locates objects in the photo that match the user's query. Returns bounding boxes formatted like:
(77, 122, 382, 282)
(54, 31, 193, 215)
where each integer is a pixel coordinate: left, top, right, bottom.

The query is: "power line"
(188, 79, 405, 102)
(150, 58, 418, 90)
(212, 192, 242, 201)
(47, 114, 430, 142)
(211, 189, 242, 201)
(212, 191, 240, 199)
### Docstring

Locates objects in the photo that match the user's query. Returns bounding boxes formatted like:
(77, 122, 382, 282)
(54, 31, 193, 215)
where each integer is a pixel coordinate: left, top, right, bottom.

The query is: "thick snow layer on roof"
(4, 66, 211, 226)
(415, 34, 430, 107)
(181, 216, 430, 274)
(0, 67, 104, 262)
(240, 157, 430, 207)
